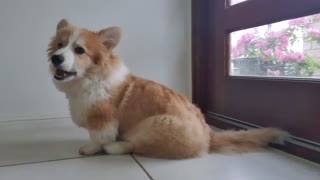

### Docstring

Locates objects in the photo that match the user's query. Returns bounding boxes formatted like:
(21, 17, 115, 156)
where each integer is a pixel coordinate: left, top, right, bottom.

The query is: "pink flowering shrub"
(308, 29, 320, 38)
(232, 14, 320, 77)
(308, 28, 320, 43)
(267, 69, 281, 76)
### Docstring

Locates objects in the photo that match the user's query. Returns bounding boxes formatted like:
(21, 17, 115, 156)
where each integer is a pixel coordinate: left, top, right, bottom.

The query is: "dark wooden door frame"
(192, 0, 209, 109)
(192, 0, 320, 163)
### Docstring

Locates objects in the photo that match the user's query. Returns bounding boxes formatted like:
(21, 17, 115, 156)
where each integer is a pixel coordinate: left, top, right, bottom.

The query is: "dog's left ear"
(98, 27, 122, 50)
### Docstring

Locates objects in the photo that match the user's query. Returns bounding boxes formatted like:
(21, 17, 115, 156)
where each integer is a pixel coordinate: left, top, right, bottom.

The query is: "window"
(193, 0, 320, 163)
(230, 13, 320, 78)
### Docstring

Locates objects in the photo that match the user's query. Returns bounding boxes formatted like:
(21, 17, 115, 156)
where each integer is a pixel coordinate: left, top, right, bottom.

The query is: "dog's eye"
(74, 47, 85, 54)
(57, 43, 63, 48)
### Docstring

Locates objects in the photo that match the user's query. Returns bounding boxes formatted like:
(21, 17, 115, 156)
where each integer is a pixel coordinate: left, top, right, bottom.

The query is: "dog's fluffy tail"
(209, 128, 289, 152)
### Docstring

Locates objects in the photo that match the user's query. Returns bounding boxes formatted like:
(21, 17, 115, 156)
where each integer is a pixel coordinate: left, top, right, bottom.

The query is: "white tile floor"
(0, 118, 319, 180)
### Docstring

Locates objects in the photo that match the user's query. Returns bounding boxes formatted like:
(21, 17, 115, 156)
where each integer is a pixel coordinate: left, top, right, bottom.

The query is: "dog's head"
(47, 19, 122, 82)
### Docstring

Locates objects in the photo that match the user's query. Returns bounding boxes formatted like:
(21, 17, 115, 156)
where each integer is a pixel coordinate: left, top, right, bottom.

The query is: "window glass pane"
(230, 13, 320, 78)
(230, 0, 247, 6)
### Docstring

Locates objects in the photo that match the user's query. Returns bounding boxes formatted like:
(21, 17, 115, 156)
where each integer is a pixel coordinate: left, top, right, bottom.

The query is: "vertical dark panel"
(192, 0, 209, 111)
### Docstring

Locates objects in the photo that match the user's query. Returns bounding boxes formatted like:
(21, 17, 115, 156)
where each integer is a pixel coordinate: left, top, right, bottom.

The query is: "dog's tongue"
(56, 69, 67, 76)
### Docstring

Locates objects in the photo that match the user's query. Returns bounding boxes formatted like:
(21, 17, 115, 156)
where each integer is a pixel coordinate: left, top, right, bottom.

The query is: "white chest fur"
(67, 78, 110, 127)
(62, 64, 129, 128)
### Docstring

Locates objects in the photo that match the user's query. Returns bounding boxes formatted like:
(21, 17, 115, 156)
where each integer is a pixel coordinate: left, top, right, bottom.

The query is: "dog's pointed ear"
(57, 19, 71, 31)
(98, 27, 122, 50)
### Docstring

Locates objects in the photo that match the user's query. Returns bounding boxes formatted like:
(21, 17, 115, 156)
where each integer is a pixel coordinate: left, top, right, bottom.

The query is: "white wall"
(0, 0, 191, 121)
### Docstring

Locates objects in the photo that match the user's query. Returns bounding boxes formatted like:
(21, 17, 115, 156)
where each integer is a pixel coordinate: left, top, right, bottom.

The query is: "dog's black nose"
(51, 55, 64, 66)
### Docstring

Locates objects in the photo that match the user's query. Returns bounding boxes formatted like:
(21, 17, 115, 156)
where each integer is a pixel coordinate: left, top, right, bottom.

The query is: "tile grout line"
(0, 154, 109, 168)
(0, 157, 84, 168)
(131, 154, 154, 180)
(0, 117, 70, 123)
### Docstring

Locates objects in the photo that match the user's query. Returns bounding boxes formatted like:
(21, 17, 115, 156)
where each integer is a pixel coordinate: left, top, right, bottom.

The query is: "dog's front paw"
(79, 143, 103, 156)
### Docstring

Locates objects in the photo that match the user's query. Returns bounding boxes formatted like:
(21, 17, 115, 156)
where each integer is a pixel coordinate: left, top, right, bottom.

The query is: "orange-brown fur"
(88, 71, 285, 158)
(48, 19, 288, 159)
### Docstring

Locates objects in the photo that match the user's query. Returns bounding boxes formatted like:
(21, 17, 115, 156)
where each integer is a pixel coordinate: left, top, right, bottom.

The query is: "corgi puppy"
(47, 19, 288, 159)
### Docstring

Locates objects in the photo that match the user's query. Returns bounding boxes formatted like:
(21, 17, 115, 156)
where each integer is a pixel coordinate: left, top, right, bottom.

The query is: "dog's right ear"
(56, 19, 70, 31)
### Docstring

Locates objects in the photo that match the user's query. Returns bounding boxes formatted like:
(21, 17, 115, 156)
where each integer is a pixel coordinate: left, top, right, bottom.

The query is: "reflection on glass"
(230, 13, 320, 78)
(230, 0, 247, 6)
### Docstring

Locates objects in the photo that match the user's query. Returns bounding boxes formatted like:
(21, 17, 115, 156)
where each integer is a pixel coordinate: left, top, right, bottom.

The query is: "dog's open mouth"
(54, 68, 77, 80)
